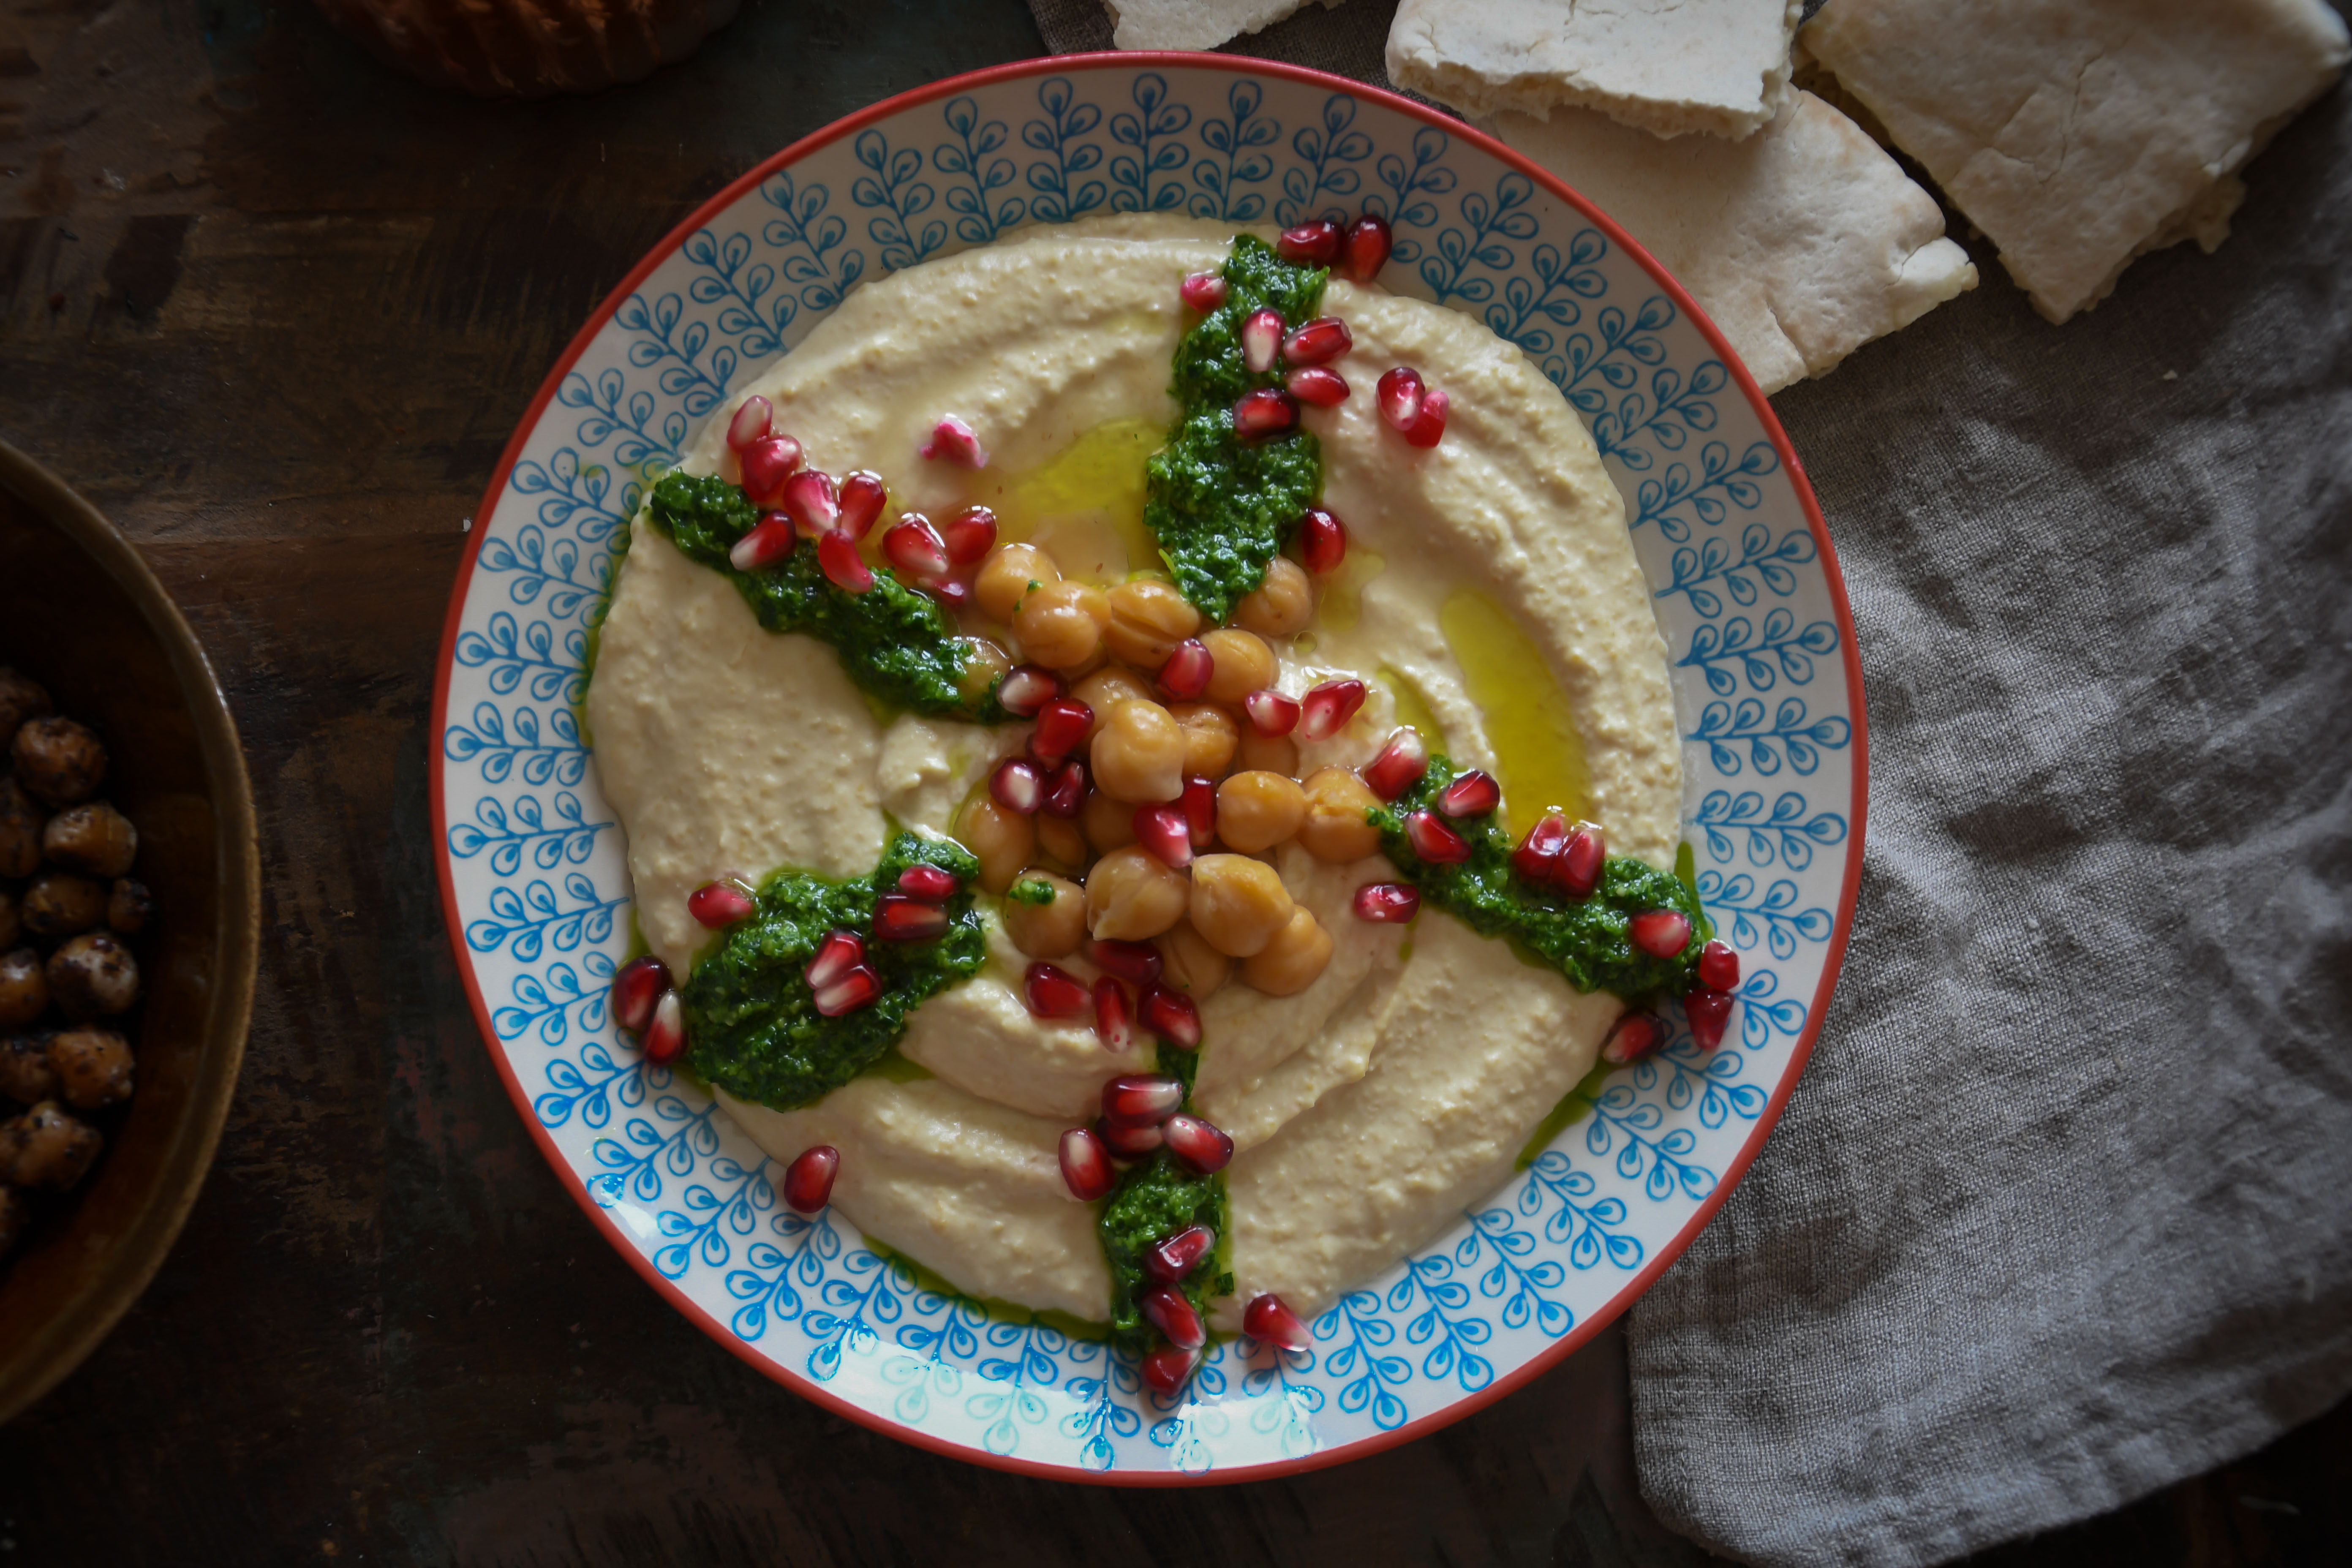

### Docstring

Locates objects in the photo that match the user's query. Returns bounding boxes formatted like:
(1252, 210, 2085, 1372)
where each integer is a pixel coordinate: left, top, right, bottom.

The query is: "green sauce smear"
(1100, 1148, 1232, 1356)
(681, 833, 987, 1109)
(1146, 234, 1328, 623)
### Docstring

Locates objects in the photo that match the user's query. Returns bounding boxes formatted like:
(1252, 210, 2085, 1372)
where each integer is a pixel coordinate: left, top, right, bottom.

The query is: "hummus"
(585, 215, 1682, 1328)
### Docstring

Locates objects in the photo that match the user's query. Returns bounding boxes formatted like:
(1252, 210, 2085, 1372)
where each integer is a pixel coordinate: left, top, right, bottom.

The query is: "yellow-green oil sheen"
(1440, 588, 1592, 840)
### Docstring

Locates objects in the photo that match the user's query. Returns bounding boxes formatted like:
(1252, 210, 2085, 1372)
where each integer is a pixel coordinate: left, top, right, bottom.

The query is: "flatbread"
(1803, 0, 2351, 323)
(1388, 0, 1805, 140)
(1492, 91, 1976, 394)
(1106, 0, 1347, 52)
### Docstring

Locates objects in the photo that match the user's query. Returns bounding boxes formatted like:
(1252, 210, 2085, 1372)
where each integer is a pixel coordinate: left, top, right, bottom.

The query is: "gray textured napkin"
(1027, 4, 2352, 1563)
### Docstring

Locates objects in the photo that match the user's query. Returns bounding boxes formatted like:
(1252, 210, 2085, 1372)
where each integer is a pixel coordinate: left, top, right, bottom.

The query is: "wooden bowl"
(0, 438, 260, 1425)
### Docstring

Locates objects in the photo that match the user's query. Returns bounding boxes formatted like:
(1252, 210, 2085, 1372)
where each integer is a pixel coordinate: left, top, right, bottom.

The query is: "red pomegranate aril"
(1180, 269, 1229, 311)
(942, 505, 999, 566)
(782, 1144, 839, 1214)
(1277, 219, 1342, 265)
(1438, 769, 1501, 818)
(997, 665, 1066, 717)
(1685, 985, 1735, 1051)
(1148, 1224, 1217, 1284)
(1096, 1115, 1163, 1159)
(1513, 812, 1569, 887)
(1087, 938, 1164, 987)
(1060, 1127, 1116, 1200)
(726, 394, 773, 452)
(920, 413, 988, 468)
(1094, 977, 1135, 1051)
(1601, 1010, 1663, 1065)
(872, 893, 949, 942)
(1162, 1113, 1233, 1175)
(1043, 760, 1086, 818)
(883, 515, 951, 579)
(1141, 984, 1202, 1050)
(897, 863, 959, 903)
(729, 514, 797, 571)
(1377, 365, 1425, 430)
(1180, 776, 1217, 850)
(1233, 387, 1300, 439)
(1363, 726, 1429, 800)
(1340, 213, 1393, 283)
(611, 954, 673, 1034)
(818, 529, 874, 593)
(642, 988, 686, 1064)
(1141, 1285, 1208, 1350)
(1297, 678, 1367, 741)
(1157, 639, 1213, 701)
(928, 577, 972, 611)
(1298, 506, 1348, 574)
(992, 756, 1044, 814)
(740, 435, 804, 503)
(781, 466, 839, 536)
(1352, 882, 1420, 923)
(1141, 1342, 1199, 1396)
(1102, 1073, 1185, 1128)
(1030, 699, 1094, 768)
(1628, 909, 1694, 959)
(805, 928, 865, 990)
(1282, 316, 1352, 366)
(1243, 688, 1300, 738)
(1558, 821, 1606, 900)
(1024, 962, 1092, 1019)
(1133, 804, 1194, 869)
(1244, 1291, 1312, 1352)
(689, 879, 757, 928)
(814, 964, 882, 1017)
(1697, 939, 1740, 994)
(1287, 367, 1349, 408)
(1241, 307, 1285, 374)
(1404, 386, 1450, 448)
(837, 470, 887, 539)
(1405, 810, 1472, 865)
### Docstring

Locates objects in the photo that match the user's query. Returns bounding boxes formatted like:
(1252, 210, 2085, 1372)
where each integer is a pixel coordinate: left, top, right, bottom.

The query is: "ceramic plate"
(433, 54, 1865, 1483)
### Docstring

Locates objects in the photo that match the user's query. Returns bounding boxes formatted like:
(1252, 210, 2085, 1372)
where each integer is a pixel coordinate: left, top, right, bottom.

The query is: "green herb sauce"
(681, 833, 987, 1109)
(645, 471, 1002, 720)
(1145, 234, 1328, 623)
(1099, 1148, 1232, 1355)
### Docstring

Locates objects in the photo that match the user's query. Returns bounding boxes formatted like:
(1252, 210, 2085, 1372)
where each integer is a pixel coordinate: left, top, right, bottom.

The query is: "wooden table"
(0, 1, 2342, 1560)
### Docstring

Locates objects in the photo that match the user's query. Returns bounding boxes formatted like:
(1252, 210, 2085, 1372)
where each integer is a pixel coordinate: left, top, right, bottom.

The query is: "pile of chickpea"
(951, 535, 1388, 1006)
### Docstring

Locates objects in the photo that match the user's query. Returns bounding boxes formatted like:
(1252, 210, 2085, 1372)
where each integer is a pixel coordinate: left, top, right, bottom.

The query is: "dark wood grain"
(0, 0, 2342, 1561)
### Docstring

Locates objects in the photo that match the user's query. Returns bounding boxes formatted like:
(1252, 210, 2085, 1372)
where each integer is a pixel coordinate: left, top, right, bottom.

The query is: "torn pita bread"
(1804, 0, 2351, 323)
(1389, 0, 1805, 140)
(1107, 0, 1348, 52)
(1492, 91, 1977, 394)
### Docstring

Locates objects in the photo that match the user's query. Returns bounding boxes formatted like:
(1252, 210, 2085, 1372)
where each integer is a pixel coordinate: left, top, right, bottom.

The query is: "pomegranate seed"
(689, 879, 757, 928)
(928, 577, 972, 610)
(782, 1144, 839, 1214)
(1340, 214, 1393, 283)
(1042, 760, 1086, 817)
(1277, 220, 1342, 265)
(1698, 939, 1740, 993)
(1438, 769, 1500, 818)
(1097, 1115, 1163, 1159)
(729, 514, 796, 571)
(1243, 688, 1299, 737)
(1140, 1285, 1207, 1350)
(997, 666, 1066, 717)
(725, 395, 773, 452)
(611, 955, 672, 1034)
(814, 964, 882, 1017)
(1024, 961, 1092, 1019)
(642, 988, 685, 1064)
(1060, 1127, 1116, 1200)
(1601, 1011, 1663, 1065)
(1512, 813, 1569, 888)
(1157, 639, 1213, 700)
(818, 529, 873, 593)
(872, 893, 948, 942)
(1377, 366, 1424, 430)
(1241, 307, 1285, 374)
(920, 414, 988, 468)
(942, 505, 999, 566)
(897, 864, 959, 902)
(1286, 367, 1349, 407)
(1363, 726, 1429, 800)
(1299, 507, 1348, 574)
(1141, 985, 1202, 1049)
(1559, 821, 1606, 900)
(1094, 977, 1135, 1051)
(1244, 1291, 1312, 1352)
(1141, 1342, 1199, 1396)
(1233, 387, 1300, 439)
(1297, 678, 1367, 741)
(1030, 699, 1094, 768)
(740, 435, 804, 503)
(1147, 1224, 1216, 1283)
(1404, 387, 1450, 448)
(837, 470, 887, 539)
(1405, 810, 1471, 865)
(1180, 776, 1217, 849)
(1162, 1113, 1233, 1175)
(1685, 985, 1735, 1051)
(1180, 270, 1228, 310)
(1101, 1073, 1184, 1128)
(992, 756, 1044, 814)
(805, 929, 865, 990)
(1352, 882, 1420, 923)
(882, 515, 950, 579)
(1086, 939, 1163, 987)
(781, 466, 839, 536)
(1628, 909, 1694, 959)
(1282, 316, 1352, 366)
(1133, 804, 1194, 869)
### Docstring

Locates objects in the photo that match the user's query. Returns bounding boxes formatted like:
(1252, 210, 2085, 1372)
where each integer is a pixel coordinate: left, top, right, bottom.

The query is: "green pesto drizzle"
(1094, 1039, 1227, 1356)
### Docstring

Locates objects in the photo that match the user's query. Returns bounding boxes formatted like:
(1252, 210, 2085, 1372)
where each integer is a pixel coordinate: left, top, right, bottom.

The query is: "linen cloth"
(1028, 3, 2352, 1562)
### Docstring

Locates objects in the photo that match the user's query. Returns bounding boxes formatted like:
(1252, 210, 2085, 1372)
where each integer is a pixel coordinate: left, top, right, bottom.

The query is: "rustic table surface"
(0, 1, 2342, 1562)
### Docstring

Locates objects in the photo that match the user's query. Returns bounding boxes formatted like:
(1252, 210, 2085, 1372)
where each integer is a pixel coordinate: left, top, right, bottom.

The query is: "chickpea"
(0, 950, 46, 1030)
(957, 796, 1037, 896)
(1168, 702, 1240, 779)
(956, 637, 1014, 708)
(21, 873, 106, 940)
(47, 932, 139, 1019)
(48, 1028, 133, 1112)
(1012, 580, 1110, 671)
(1083, 846, 1190, 942)
(1002, 872, 1087, 960)
(1242, 906, 1334, 996)
(1297, 767, 1383, 862)
(108, 878, 157, 937)
(1155, 918, 1231, 999)
(1201, 627, 1279, 705)
(0, 668, 51, 753)
(0, 777, 41, 879)
(1034, 811, 1089, 873)
(975, 542, 1060, 623)
(1233, 558, 1315, 639)
(1, 1101, 101, 1192)
(0, 887, 16, 952)
(1089, 699, 1185, 803)
(0, 1034, 57, 1104)
(1102, 580, 1201, 667)
(1081, 787, 1138, 855)
(1187, 854, 1295, 958)
(42, 801, 137, 878)
(13, 716, 107, 807)
(1073, 667, 1154, 740)
(0, 1186, 28, 1260)
(1234, 727, 1301, 779)
(1216, 771, 1307, 854)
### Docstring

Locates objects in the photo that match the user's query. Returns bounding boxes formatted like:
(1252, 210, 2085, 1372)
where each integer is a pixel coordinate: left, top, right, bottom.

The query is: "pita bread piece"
(1804, 0, 2351, 323)
(1109, 0, 1348, 52)
(1492, 92, 1976, 395)
(1389, 0, 1805, 139)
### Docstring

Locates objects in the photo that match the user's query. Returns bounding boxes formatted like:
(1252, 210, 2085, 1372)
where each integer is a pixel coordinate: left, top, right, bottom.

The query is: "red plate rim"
(429, 48, 1869, 1487)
